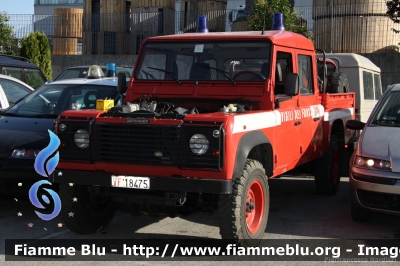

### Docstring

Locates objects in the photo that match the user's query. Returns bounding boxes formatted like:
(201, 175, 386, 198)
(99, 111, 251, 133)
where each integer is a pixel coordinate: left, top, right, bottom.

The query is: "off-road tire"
(218, 159, 269, 247)
(60, 183, 115, 234)
(340, 146, 353, 177)
(351, 201, 373, 222)
(327, 72, 349, 93)
(314, 135, 343, 195)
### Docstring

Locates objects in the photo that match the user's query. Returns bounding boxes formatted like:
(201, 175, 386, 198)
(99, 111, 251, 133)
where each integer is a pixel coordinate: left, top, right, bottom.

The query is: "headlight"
(10, 149, 41, 158)
(74, 129, 90, 149)
(189, 134, 209, 155)
(354, 155, 391, 171)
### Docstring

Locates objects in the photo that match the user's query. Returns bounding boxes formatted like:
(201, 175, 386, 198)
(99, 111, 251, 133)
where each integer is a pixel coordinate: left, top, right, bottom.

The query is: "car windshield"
(370, 91, 400, 127)
(56, 67, 132, 81)
(4, 84, 116, 117)
(134, 40, 271, 82)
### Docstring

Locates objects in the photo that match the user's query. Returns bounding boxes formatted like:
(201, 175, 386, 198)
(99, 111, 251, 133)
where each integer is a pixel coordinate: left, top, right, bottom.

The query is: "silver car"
(346, 84, 400, 222)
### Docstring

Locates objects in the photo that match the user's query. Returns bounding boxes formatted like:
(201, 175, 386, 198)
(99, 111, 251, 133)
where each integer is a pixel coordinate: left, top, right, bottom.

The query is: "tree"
(0, 12, 19, 55)
(386, 0, 400, 33)
(20, 31, 52, 81)
(247, 0, 311, 38)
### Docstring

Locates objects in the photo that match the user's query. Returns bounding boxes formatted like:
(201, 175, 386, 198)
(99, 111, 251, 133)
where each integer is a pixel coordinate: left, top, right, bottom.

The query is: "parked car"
(346, 84, 400, 222)
(0, 74, 34, 110)
(54, 65, 132, 81)
(0, 54, 47, 89)
(0, 65, 126, 196)
(325, 53, 382, 123)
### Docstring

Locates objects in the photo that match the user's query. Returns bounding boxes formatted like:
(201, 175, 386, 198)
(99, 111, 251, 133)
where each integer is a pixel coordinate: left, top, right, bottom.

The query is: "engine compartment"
(102, 96, 260, 118)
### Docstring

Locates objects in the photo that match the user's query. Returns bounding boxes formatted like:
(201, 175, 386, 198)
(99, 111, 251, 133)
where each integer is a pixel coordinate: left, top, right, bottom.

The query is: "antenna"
(261, 2, 267, 35)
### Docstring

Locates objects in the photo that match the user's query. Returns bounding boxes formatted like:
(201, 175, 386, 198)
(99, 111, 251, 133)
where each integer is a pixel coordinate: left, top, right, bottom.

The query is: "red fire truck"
(52, 15, 355, 246)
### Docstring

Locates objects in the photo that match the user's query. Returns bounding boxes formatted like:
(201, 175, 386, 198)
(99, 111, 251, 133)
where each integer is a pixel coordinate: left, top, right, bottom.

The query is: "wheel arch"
(233, 131, 273, 180)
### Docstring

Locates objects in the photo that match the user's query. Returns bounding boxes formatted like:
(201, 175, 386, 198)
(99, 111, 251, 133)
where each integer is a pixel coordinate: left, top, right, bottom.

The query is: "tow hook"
(178, 192, 187, 205)
(165, 191, 187, 205)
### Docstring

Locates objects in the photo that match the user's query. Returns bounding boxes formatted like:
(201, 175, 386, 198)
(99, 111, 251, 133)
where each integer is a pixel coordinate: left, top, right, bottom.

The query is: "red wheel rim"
(332, 147, 340, 183)
(245, 180, 264, 234)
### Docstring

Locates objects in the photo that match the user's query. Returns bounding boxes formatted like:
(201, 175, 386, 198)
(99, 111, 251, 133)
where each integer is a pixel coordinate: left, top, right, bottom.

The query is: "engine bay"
(102, 95, 260, 118)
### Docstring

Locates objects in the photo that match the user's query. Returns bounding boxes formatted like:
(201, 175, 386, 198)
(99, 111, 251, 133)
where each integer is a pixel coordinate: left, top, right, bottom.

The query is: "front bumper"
(51, 170, 232, 194)
(350, 165, 400, 215)
(0, 159, 48, 195)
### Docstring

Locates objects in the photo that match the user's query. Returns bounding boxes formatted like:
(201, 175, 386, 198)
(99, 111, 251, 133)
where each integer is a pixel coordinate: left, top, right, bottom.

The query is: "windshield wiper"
(29, 114, 58, 118)
(1, 113, 25, 117)
(200, 63, 236, 85)
(147, 67, 181, 85)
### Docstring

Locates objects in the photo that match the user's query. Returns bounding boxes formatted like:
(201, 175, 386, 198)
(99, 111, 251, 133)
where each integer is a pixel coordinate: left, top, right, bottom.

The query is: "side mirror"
(117, 73, 127, 94)
(346, 120, 365, 130)
(284, 73, 299, 96)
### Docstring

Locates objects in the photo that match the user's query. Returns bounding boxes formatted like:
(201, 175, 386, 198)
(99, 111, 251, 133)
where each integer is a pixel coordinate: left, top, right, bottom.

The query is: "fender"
(232, 130, 273, 180)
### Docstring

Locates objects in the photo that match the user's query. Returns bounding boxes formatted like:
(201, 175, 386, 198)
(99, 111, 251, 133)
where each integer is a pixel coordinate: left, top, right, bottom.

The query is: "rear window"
(363, 71, 374, 100)
(374, 73, 382, 100)
(25, 69, 46, 89)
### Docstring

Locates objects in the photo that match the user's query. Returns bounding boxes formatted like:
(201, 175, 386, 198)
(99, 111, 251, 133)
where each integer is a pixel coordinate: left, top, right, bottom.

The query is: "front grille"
(358, 189, 400, 211)
(94, 124, 180, 166)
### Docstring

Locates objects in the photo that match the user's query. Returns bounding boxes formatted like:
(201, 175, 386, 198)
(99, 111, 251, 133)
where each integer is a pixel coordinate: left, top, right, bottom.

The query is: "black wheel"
(314, 135, 343, 195)
(340, 145, 353, 177)
(351, 201, 373, 222)
(218, 159, 269, 246)
(232, 71, 266, 81)
(326, 72, 349, 93)
(60, 183, 115, 234)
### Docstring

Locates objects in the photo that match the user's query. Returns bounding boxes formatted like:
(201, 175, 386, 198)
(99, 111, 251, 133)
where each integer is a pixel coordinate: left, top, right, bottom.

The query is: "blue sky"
(1, 0, 34, 14)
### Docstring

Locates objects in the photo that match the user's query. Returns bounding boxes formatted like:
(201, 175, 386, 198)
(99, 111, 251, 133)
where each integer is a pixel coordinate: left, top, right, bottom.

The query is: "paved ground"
(1, 176, 399, 265)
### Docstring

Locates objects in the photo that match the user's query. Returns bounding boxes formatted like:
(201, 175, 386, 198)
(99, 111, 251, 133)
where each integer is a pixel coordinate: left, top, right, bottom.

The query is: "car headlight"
(74, 129, 90, 149)
(354, 155, 391, 171)
(189, 134, 209, 155)
(10, 149, 41, 158)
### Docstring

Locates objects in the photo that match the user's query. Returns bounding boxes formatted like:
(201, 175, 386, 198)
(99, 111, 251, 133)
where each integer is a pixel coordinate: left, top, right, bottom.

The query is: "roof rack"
(0, 54, 33, 64)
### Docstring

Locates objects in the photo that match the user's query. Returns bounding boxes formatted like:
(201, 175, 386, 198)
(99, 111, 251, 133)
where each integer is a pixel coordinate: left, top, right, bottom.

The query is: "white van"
(326, 53, 382, 123)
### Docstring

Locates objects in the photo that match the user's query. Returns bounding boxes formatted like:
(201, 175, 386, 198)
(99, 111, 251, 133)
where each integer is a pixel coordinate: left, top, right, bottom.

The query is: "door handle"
(294, 121, 302, 126)
(313, 117, 320, 121)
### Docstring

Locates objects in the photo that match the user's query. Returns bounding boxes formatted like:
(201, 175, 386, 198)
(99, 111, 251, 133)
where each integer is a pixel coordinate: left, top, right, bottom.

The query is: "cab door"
(297, 53, 323, 162)
(273, 50, 301, 170)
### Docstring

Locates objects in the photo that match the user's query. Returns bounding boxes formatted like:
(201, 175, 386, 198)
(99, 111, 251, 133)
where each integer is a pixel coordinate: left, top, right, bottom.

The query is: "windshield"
(5, 84, 117, 117)
(56, 67, 132, 81)
(134, 40, 271, 82)
(370, 91, 400, 127)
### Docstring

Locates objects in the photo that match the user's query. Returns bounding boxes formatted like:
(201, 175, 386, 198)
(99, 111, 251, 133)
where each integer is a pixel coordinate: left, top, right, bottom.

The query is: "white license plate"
(111, 175, 150, 189)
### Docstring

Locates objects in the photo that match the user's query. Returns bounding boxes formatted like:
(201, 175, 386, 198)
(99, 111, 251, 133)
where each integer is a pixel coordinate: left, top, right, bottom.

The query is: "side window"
(363, 71, 374, 100)
(374, 73, 382, 100)
(0, 79, 32, 104)
(298, 55, 314, 95)
(3, 67, 23, 81)
(275, 51, 292, 95)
